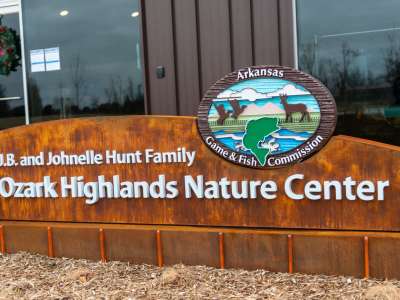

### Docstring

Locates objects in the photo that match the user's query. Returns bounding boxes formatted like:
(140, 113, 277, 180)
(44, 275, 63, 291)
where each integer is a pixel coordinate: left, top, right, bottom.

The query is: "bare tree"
(317, 42, 365, 104)
(299, 42, 316, 75)
(70, 54, 88, 108)
(337, 42, 361, 98)
(104, 76, 124, 105)
(383, 33, 400, 103)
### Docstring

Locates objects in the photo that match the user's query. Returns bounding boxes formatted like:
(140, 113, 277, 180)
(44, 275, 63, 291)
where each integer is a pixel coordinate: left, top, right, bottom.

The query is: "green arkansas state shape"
(197, 65, 337, 169)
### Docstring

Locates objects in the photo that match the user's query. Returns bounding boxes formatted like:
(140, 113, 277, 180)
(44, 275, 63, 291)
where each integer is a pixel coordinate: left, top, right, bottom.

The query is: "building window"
(297, 0, 400, 145)
(22, 0, 145, 123)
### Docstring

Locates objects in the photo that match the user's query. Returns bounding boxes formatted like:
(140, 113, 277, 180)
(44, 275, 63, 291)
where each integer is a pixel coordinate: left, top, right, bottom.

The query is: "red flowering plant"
(0, 16, 21, 76)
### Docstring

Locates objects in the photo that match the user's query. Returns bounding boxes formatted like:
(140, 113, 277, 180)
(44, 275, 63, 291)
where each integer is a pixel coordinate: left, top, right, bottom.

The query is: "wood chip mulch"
(0, 252, 399, 299)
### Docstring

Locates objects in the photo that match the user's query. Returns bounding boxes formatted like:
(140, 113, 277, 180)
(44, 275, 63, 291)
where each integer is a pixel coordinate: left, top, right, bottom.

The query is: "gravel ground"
(0, 252, 399, 299)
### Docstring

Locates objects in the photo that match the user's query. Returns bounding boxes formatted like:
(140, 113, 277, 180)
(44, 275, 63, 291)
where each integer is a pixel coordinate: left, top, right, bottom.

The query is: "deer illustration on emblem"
(214, 97, 247, 125)
(215, 104, 231, 125)
(279, 94, 310, 122)
(229, 99, 247, 119)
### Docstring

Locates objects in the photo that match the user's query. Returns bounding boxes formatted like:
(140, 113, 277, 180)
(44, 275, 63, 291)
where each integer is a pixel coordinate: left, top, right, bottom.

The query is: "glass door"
(0, 1, 27, 129)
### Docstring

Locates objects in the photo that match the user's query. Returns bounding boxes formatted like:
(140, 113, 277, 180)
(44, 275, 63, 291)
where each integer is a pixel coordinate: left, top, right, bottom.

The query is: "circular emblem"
(197, 65, 337, 169)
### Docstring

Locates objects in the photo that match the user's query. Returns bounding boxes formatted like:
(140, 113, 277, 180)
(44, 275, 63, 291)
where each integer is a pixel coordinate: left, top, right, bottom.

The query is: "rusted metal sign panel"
(0, 116, 396, 231)
(3, 221, 400, 279)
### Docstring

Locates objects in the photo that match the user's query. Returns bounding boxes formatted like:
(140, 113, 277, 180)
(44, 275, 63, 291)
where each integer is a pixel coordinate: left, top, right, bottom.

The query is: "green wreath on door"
(0, 15, 21, 76)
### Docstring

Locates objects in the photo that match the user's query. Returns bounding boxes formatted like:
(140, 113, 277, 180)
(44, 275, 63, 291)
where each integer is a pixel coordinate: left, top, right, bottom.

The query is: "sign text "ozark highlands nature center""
(0, 174, 389, 205)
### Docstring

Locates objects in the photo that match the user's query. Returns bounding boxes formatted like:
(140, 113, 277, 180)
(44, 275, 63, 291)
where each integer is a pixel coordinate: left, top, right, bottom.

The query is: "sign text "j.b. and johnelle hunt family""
(0, 148, 196, 167)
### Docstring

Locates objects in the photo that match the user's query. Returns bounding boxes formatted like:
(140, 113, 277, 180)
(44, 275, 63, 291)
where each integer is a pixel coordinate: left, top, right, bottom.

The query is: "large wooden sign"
(0, 116, 397, 231)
